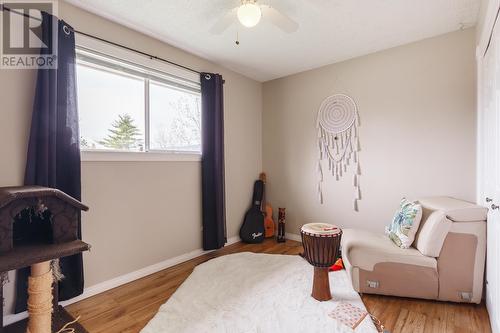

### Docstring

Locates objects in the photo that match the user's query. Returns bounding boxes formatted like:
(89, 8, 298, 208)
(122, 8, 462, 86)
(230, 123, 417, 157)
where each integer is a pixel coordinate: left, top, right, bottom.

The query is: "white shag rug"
(141, 252, 377, 333)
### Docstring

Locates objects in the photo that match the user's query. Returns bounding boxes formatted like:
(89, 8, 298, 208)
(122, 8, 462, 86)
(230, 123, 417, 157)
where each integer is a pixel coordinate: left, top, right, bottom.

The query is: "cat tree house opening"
(0, 186, 91, 333)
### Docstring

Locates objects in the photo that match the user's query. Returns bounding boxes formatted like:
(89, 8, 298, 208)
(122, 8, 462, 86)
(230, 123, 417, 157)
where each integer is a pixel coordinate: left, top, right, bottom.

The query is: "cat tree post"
(27, 261, 53, 333)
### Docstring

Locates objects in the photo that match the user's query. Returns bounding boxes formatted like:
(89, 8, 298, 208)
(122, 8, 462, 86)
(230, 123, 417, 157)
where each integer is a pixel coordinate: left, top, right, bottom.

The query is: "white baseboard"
(285, 232, 302, 242)
(3, 236, 240, 326)
(2, 311, 28, 327)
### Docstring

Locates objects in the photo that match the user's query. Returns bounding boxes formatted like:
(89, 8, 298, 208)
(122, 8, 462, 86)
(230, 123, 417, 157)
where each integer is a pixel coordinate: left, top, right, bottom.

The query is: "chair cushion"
(385, 198, 423, 248)
(414, 197, 487, 257)
(342, 228, 437, 272)
(414, 211, 452, 257)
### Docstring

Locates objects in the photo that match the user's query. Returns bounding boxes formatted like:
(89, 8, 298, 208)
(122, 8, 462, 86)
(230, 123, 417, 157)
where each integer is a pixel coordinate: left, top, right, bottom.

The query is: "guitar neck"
(261, 184, 266, 210)
(259, 173, 267, 212)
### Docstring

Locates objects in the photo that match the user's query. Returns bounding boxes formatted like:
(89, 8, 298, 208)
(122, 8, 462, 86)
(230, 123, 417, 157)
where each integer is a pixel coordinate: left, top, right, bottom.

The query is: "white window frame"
(76, 34, 202, 162)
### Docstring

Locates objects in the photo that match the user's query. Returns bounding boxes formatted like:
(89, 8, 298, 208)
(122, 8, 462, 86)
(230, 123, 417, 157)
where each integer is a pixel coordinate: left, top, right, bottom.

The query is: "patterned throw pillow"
(385, 198, 423, 248)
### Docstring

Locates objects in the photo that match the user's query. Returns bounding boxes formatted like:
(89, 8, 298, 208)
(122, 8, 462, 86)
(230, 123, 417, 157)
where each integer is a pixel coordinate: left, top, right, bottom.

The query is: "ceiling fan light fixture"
(237, 3, 262, 28)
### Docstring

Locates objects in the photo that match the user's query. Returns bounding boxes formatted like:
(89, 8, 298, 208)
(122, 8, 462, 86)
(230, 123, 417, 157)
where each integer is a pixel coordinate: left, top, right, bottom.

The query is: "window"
(76, 48, 201, 157)
(149, 81, 201, 152)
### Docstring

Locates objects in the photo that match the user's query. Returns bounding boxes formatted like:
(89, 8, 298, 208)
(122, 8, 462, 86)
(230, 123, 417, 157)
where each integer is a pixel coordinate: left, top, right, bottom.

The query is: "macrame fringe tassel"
(318, 183, 323, 204)
(317, 160, 324, 204)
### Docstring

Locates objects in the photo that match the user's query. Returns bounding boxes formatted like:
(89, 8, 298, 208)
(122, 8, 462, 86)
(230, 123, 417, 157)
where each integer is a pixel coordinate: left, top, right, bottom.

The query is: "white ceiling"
(64, 0, 481, 82)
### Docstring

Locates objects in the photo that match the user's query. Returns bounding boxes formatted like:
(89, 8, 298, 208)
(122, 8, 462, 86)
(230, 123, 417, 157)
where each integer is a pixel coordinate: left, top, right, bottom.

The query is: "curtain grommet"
(204, 74, 212, 80)
(63, 25, 71, 36)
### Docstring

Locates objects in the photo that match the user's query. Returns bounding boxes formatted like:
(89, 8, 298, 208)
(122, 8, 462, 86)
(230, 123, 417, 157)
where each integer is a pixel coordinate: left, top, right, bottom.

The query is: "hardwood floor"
(66, 239, 491, 333)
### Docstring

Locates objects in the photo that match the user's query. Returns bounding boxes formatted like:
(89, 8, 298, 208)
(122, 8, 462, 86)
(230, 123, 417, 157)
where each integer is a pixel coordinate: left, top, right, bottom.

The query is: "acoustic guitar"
(239, 179, 265, 243)
(259, 173, 275, 238)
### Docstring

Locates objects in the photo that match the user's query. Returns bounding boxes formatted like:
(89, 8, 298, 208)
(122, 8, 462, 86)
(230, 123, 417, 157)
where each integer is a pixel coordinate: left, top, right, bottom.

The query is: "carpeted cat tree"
(0, 186, 90, 333)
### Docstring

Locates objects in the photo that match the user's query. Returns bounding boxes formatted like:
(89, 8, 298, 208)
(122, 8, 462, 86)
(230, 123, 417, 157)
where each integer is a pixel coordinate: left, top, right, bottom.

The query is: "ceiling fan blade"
(261, 6, 299, 33)
(209, 8, 237, 34)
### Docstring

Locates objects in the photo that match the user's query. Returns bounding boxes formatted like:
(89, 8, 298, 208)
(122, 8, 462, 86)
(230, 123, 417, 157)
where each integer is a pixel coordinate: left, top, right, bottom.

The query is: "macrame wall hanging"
(316, 94, 361, 211)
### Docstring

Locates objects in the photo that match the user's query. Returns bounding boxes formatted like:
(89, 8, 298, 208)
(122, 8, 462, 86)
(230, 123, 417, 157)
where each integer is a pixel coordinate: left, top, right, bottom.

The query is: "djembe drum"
(301, 223, 342, 301)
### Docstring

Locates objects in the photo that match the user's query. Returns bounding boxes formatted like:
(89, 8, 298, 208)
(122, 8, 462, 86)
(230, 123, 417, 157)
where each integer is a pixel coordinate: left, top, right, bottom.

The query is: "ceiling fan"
(210, 0, 299, 34)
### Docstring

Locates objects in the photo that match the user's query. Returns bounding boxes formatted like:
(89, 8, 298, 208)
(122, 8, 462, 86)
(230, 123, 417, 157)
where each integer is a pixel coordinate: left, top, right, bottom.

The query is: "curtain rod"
(0, 5, 202, 76)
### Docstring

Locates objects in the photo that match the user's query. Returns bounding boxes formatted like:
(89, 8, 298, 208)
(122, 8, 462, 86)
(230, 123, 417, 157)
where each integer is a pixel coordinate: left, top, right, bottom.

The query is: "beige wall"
(0, 2, 262, 313)
(262, 29, 476, 235)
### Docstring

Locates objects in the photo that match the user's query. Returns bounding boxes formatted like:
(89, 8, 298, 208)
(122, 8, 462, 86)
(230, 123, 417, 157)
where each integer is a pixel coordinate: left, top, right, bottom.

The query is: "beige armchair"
(341, 197, 487, 303)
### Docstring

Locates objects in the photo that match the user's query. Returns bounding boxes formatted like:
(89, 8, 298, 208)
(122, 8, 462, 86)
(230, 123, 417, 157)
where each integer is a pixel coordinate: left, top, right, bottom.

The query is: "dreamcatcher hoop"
(318, 94, 357, 133)
(316, 94, 361, 211)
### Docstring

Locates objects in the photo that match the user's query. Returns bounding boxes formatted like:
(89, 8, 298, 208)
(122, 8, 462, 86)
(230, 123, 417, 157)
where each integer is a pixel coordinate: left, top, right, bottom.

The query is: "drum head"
(301, 223, 341, 236)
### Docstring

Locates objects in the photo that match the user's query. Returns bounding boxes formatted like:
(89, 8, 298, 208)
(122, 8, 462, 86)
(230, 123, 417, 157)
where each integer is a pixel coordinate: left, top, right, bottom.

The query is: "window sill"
(81, 150, 202, 162)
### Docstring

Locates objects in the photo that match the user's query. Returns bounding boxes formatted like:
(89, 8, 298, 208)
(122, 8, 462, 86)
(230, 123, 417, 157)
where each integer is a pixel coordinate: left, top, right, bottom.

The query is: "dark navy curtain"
(201, 73, 226, 250)
(16, 12, 83, 312)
